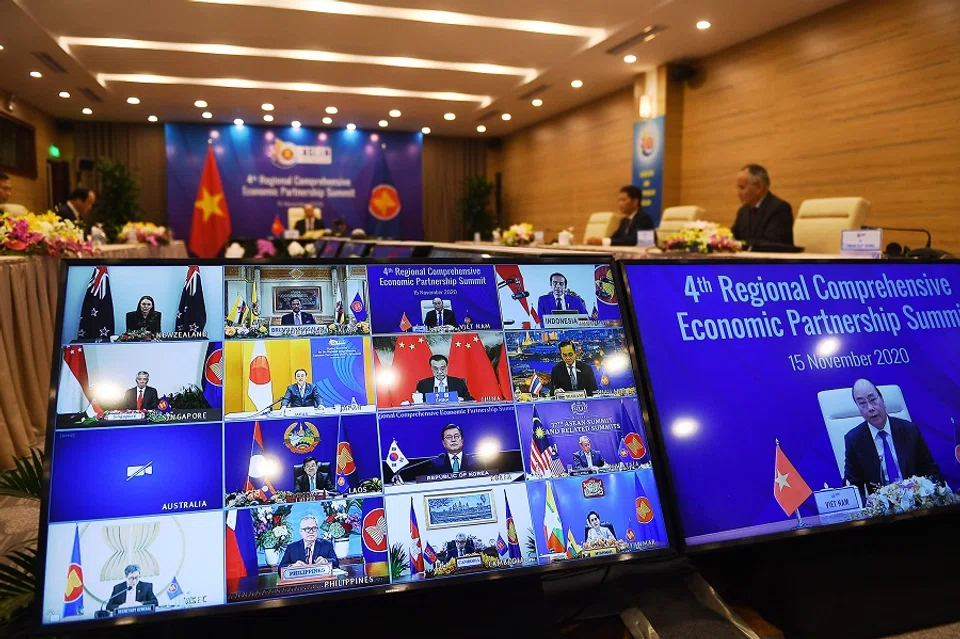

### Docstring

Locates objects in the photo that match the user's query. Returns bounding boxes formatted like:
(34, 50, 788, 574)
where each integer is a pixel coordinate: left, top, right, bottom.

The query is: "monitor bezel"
(617, 257, 960, 554)
(36, 255, 677, 633)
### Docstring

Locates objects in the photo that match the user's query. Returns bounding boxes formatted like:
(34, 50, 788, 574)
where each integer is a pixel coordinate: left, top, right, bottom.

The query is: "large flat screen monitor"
(320, 240, 342, 258)
(39, 259, 672, 628)
(369, 244, 417, 259)
(622, 260, 960, 550)
(340, 242, 369, 258)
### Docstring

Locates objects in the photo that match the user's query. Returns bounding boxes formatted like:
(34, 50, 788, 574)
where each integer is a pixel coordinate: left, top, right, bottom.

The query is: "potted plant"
(0, 449, 43, 635)
(93, 157, 143, 242)
(458, 176, 496, 240)
(252, 506, 294, 566)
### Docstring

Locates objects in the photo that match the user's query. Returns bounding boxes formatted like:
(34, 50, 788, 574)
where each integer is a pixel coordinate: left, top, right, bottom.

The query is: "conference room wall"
(678, 0, 960, 255)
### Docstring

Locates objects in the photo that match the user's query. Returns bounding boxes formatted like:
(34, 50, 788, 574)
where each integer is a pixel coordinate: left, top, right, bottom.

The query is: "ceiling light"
(127, 96, 140, 104)
(29, 71, 42, 78)
(623, 54, 637, 64)
(444, 112, 456, 121)
(378, 120, 388, 127)
(202, 111, 213, 119)
(291, 120, 301, 128)
(501, 113, 512, 121)
(571, 79, 583, 88)
(0, 45, 4, 51)
(263, 114, 274, 122)
(148, 115, 158, 122)
(194, 99, 208, 108)
(644, 34, 657, 42)
(421, 127, 431, 134)
(325, 106, 338, 114)
(388, 109, 401, 118)
(531, 98, 543, 107)
(58, 91, 71, 99)
(697, 20, 712, 30)
(234, 118, 244, 126)
(346, 123, 357, 131)
(82, 108, 93, 115)
(190, 0, 608, 45)
(322, 116, 333, 124)
(476, 125, 486, 133)
(97, 74, 493, 108)
(261, 103, 274, 111)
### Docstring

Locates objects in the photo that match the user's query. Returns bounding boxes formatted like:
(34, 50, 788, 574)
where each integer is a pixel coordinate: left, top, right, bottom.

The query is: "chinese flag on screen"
(448, 333, 503, 402)
(189, 145, 232, 257)
(388, 336, 433, 407)
(774, 441, 812, 516)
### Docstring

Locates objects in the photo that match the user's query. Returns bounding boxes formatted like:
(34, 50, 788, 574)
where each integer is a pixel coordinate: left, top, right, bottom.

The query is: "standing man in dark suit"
(279, 515, 339, 569)
(587, 185, 655, 246)
(731, 164, 794, 246)
(843, 378, 943, 499)
(281, 369, 323, 409)
(295, 456, 334, 492)
(123, 371, 159, 411)
(415, 355, 474, 400)
(280, 297, 317, 326)
(424, 297, 457, 328)
(293, 204, 324, 235)
(550, 341, 599, 396)
(106, 564, 158, 612)
(426, 424, 482, 474)
(54, 188, 96, 229)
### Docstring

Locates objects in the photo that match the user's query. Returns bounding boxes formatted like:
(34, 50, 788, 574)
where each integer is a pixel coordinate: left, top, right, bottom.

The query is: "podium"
(278, 563, 346, 585)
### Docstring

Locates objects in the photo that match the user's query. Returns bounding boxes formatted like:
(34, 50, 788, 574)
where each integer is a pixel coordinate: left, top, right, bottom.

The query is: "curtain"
(73, 123, 167, 224)
(421, 137, 487, 242)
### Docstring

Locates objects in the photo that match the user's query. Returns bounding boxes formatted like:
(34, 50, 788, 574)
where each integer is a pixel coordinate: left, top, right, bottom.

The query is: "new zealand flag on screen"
(176, 265, 207, 333)
(77, 266, 115, 342)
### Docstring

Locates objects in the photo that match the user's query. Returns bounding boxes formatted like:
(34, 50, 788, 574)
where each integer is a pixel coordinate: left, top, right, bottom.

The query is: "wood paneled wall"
(0, 91, 63, 213)
(678, 0, 960, 254)
(494, 87, 636, 239)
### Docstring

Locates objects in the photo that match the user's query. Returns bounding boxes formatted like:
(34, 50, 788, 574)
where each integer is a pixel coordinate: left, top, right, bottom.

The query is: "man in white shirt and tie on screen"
(122, 371, 159, 411)
(572, 435, 606, 470)
(281, 297, 317, 325)
(281, 368, 322, 410)
(415, 355, 473, 401)
(550, 341, 599, 396)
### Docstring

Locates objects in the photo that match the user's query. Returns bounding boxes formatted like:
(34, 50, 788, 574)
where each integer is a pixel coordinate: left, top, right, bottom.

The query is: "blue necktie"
(452, 455, 460, 472)
(879, 431, 900, 483)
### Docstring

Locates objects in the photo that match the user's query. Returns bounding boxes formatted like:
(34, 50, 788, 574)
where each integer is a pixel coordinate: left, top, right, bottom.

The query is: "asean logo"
(350, 299, 364, 313)
(507, 519, 518, 544)
(581, 477, 605, 499)
(625, 528, 636, 541)
(594, 265, 618, 304)
(636, 496, 655, 524)
(362, 508, 388, 552)
(268, 140, 298, 168)
(368, 184, 401, 221)
(204, 347, 223, 387)
(622, 432, 646, 460)
(639, 124, 657, 157)
(283, 421, 320, 453)
(63, 563, 83, 605)
(955, 445, 960, 465)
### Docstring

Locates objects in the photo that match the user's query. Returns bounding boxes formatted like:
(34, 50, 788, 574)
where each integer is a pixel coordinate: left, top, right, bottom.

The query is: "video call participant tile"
(61, 265, 224, 344)
(224, 414, 382, 507)
(41, 512, 225, 625)
(366, 264, 502, 334)
(526, 471, 669, 566)
(495, 264, 622, 331)
(225, 498, 389, 602)
(56, 342, 223, 428)
(378, 405, 525, 493)
(372, 331, 512, 408)
(384, 483, 536, 583)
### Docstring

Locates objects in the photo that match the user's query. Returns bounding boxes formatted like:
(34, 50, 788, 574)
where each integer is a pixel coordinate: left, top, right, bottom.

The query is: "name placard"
(425, 391, 459, 405)
(543, 314, 590, 328)
(841, 229, 883, 258)
(279, 563, 334, 584)
(814, 486, 863, 525)
(554, 390, 588, 400)
(103, 411, 144, 422)
(454, 555, 483, 569)
(269, 325, 329, 337)
(636, 230, 656, 247)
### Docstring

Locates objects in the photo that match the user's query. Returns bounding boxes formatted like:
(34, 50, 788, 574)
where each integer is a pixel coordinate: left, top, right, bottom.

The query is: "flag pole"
(794, 507, 806, 528)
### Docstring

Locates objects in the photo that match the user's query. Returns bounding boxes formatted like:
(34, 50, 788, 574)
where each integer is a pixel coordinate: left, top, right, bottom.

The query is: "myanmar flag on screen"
(366, 151, 401, 239)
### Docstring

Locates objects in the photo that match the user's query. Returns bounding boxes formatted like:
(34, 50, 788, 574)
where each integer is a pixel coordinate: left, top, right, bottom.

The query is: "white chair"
(657, 206, 704, 237)
(287, 207, 305, 231)
(582, 212, 619, 244)
(817, 384, 911, 478)
(793, 197, 871, 254)
(0, 203, 28, 216)
(420, 299, 452, 323)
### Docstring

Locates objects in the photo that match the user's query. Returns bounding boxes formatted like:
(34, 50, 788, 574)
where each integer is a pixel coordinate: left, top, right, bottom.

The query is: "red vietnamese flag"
(448, 333, 503, 402)
(398, 312, 412, 332)
(495, 342, 514, 401)
(774, 440, 812, 516)
(388, 336, 433, 407)
(189, 145, 232, 257)
(271, 215, 284, 237)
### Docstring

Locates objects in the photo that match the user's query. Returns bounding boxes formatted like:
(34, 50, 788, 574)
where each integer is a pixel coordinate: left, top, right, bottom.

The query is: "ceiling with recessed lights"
(0, 0, 846, 136)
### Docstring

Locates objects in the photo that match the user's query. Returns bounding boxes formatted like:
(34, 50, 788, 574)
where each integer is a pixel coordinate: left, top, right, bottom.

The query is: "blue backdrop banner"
(165, 124, 423, 243)
(632, 117, 665, 226)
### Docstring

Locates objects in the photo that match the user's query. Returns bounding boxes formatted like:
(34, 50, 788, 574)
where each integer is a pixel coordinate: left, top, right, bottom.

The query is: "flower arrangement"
(662, 221, 742, 254)
(118, 329, 158, 342)
(497, 223, 535, 246)
(1, 211, 95, 257)
(225, 490, 294, 508)
(254, 238, 276, 259)
(319, 499, 362, 540)
(253, 505, 294, 550)
(120, 221, 170, 246)
(224, 323, 270, 338)
(327, 320, 370, 335)
(863, 475, 958, 518)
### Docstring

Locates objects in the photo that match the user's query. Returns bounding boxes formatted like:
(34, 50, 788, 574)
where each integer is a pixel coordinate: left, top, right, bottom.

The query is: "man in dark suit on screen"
(445, 533, 477, 559)
(279, 515, 339, 569)
(280, 297, 317, 326)
(424, 297, 457, 328)
(572, 436, 607, 470)
(293, 204, 325, 235)
(842, 378, 942, 500)
(281, 369, 323, 409)
(294, 456, 334, 492)
(536, 273, 588, 326)
(122, 371, 159, 411)
(106, 564, 158, 612)
(415, 355, 473, 400)
(550, 341, 598, 396)
(426, 424, 482, 475)
(731, 164, 794, 246)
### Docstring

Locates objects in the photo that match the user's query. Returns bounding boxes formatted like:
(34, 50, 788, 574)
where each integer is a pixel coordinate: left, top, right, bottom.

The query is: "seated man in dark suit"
(536, 272, 588, 325)
(293, 203, 325, 235)
(281, 368, 323, 409)
(54, 187, 96, 231)
(280, 297, 317, 326)
(731, 164, 794, 246)
(426, 424, 481, 474)
(572, 436, 606, 469)
(843, 378, 943, 500)
(415, 354, 473, 400)
(279, 515, 339, 569)
(586, 185, 655, 246)
(550, 341, 599, 396)
(295, 456, 333, 492)
(424, 297, 457, 328)
(445, 533, 477, 559)
(122, 371, 159, 411)
(106, 564, 158, 612)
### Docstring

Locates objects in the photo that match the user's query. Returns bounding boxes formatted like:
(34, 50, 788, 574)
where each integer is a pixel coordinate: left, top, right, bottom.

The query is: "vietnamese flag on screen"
(188, 145, 232, 258)
(774, 441, 813, 516)
(447, 333, 502, 401)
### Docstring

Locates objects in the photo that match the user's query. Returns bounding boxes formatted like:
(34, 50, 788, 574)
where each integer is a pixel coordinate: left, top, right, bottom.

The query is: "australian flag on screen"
(176, 265, 207, 333)
(365, 151, 402, 239)
(77, 265, 115, 342)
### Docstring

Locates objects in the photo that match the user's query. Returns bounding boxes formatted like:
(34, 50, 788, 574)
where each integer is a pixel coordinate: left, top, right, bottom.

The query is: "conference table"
(0, 241, 188, 469)
(450, 240, 849, 260)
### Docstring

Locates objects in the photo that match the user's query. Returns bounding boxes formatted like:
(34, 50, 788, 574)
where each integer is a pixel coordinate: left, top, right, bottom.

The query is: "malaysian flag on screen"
(529, 406, 565, 477)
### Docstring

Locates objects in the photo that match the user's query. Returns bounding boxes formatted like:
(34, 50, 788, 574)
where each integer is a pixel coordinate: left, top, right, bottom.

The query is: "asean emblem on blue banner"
(368, 184, 401, 221)
(594, 265, 617, 304)
(362, 508, 387, 552)
(268, 140, 298, 168)
(638, 124, 657, 157)
(204, 348, 223, 386)
(623, 432, 646, 460)
(636, 496, 654, 524)
(284, 421, 320, 453)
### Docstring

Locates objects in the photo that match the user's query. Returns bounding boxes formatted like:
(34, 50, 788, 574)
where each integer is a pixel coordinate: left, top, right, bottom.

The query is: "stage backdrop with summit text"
(165, 123, 423, 243)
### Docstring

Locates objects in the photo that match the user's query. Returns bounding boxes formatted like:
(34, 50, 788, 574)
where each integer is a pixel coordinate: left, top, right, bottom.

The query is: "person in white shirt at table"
(280, 297, 316, 325)
(281, 368, 322, 409)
